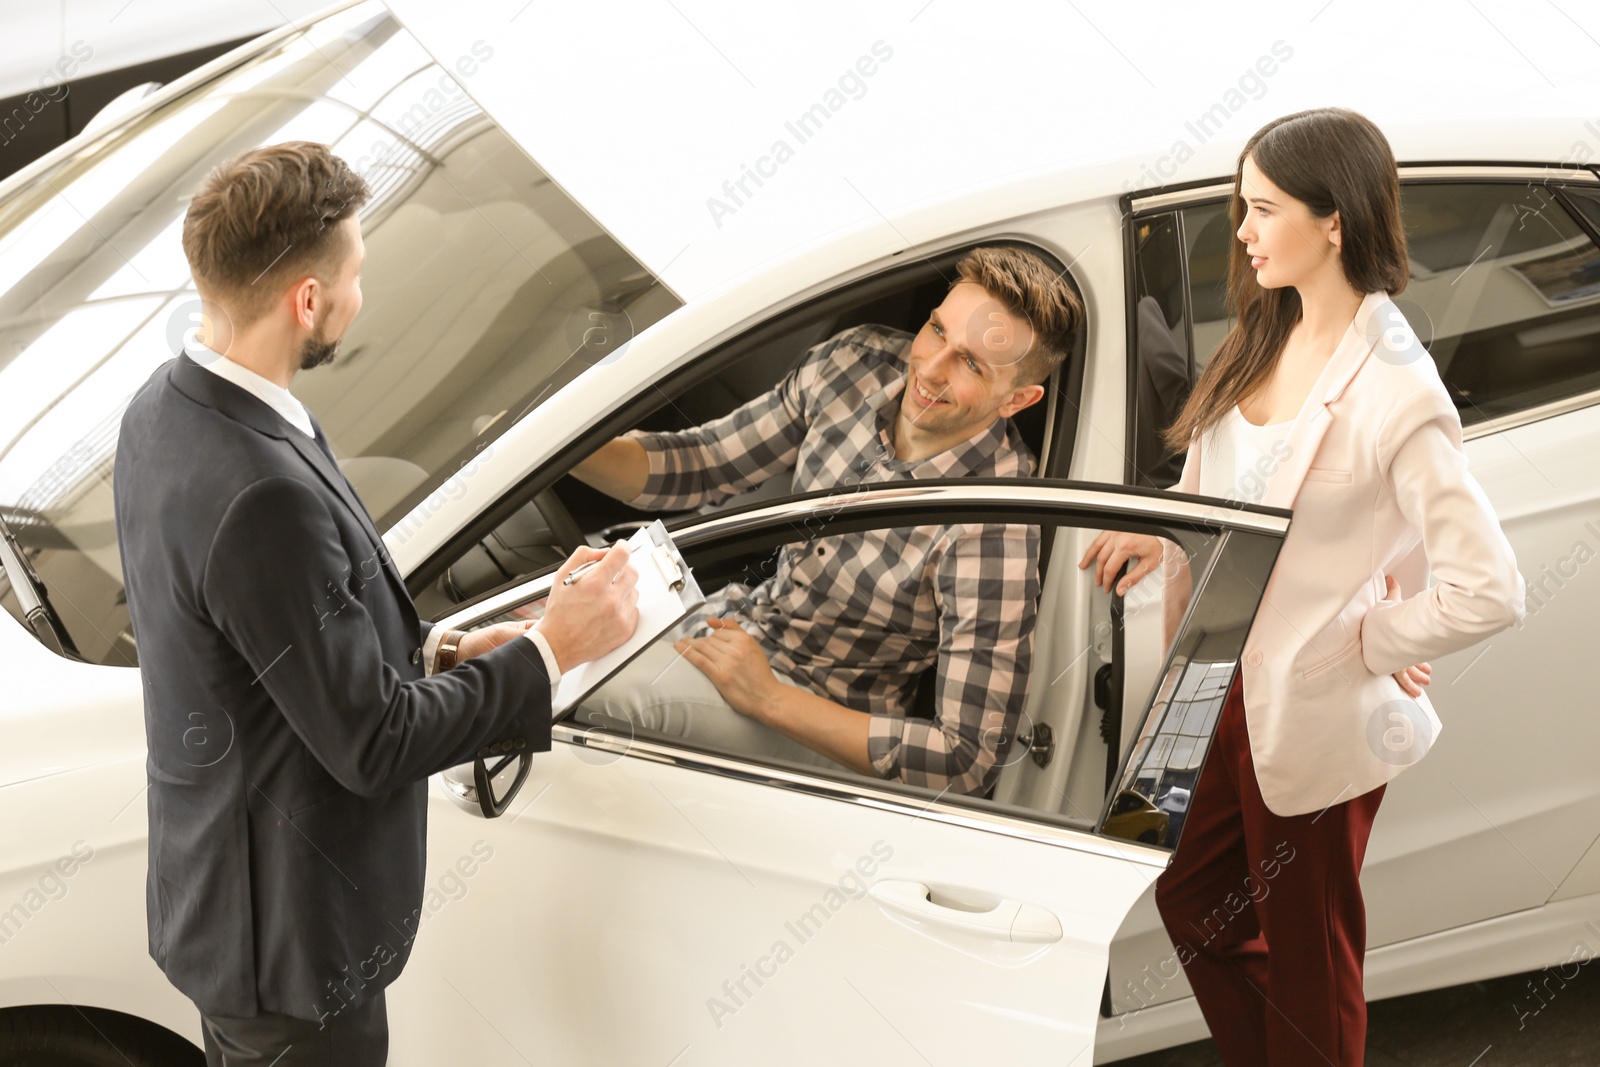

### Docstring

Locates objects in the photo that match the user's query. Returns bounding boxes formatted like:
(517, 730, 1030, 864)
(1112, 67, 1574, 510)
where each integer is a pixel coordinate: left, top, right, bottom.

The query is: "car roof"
(388, 0, 1598, 299)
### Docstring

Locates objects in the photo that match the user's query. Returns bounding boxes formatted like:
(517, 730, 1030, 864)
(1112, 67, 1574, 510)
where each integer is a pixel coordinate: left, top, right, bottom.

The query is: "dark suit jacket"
(113, 352, 550, 1021)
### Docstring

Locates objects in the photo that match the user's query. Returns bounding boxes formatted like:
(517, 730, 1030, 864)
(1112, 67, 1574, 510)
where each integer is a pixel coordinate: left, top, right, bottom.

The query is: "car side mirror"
(473, 746, 532, 818)
(441, 746, 532, 818)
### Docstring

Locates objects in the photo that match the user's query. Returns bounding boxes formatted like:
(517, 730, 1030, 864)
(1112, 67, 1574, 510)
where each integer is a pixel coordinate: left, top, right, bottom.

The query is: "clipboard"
(551, 520, 705, 715)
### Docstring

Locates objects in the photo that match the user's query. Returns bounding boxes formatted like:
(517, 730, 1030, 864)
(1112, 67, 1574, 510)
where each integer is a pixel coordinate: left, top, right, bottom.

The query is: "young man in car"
(571, 247, 1083, 796)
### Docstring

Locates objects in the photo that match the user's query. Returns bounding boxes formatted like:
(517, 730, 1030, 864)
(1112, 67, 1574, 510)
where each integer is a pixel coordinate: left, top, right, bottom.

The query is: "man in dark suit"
(112, 141, 638, 1066)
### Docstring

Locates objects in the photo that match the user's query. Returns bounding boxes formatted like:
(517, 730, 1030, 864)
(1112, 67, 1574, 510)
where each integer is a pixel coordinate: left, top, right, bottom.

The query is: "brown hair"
(953, 246, 1084, 387)
(182, 141, 370, 326)
(1160, 108, 1408, 457)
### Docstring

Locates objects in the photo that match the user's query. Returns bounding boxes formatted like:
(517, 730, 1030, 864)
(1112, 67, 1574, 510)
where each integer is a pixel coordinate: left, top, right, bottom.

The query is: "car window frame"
(428, 479, 1290, 856)
(404, 235, 1092, 609)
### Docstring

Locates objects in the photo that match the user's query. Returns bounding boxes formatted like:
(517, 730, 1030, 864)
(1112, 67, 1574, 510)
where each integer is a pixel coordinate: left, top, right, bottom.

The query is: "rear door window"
(1130, 177, 1600, 488)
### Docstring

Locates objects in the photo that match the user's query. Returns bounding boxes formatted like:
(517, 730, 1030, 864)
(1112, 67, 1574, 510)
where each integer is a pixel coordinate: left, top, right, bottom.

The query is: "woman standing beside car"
(1079, 108, 1525, 1066)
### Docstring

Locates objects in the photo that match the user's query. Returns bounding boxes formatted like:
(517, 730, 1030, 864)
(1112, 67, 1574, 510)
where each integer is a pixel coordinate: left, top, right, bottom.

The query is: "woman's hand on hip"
(1381, 575, 1433, 696)
(1394, 661, 1432, 696)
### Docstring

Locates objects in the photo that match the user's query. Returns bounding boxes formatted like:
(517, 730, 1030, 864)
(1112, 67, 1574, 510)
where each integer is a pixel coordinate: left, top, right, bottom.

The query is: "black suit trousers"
(200, 990, 387, 1067)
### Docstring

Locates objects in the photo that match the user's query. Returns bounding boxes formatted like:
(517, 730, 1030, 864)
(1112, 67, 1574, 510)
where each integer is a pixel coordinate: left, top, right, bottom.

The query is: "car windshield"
(0, 1, 679, 667)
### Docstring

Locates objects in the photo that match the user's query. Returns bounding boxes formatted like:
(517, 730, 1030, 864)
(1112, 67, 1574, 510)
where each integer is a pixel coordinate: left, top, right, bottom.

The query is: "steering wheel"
(531, 487, 586, 552)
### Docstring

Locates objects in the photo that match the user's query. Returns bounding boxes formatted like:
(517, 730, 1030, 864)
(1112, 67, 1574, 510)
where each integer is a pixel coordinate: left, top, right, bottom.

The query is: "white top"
(1197, 403, 1299, 504)
(191, 347, 316, 439)
(191, 347, 560, 679)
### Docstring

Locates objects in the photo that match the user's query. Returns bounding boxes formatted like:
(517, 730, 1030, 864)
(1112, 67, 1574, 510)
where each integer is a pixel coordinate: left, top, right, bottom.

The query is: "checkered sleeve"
(866, 523, 1040, 795)
(620, 330, 868, 511)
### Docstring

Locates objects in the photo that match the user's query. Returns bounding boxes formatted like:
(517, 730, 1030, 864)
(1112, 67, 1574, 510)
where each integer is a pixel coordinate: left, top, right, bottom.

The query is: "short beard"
(298, 326, 340, 371)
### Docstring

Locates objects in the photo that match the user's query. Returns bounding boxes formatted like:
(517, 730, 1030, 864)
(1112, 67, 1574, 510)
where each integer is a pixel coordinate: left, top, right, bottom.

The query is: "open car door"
(391, 481, 1287, 1066)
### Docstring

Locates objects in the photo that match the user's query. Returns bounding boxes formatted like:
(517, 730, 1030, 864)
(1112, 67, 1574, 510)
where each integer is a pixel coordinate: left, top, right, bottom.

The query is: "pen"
(562, 559, 604, 586)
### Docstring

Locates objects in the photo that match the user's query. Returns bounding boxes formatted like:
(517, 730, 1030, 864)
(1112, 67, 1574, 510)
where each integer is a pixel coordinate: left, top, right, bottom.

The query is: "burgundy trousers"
(1154, 670, 1385, 1066)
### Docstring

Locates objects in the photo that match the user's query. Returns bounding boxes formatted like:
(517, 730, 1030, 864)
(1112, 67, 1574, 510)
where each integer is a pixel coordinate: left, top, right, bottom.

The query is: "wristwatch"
(434, 629, 466, 673)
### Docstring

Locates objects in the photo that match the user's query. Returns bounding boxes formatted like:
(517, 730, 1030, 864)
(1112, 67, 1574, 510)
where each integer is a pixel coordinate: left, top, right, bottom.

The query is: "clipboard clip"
(649, 544, 685, 591)
(647, 523, 686, 591)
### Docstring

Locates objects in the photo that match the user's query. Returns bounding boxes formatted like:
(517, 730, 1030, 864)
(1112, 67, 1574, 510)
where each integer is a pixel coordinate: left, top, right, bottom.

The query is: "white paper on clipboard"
(551, 520, 705, 715)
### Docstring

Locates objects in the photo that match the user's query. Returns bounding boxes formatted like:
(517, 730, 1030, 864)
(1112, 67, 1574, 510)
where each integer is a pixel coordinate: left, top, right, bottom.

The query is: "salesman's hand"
(457, 619, 537, 662)
(536, 543, 640, 674)
(1381, 575, 1433, 697)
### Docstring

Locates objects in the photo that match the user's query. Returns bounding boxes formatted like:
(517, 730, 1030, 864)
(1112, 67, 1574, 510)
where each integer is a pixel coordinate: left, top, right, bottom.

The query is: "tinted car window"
(1135, 180, 1600, 486)
(1129, 214, 1190, 489)
(1182, 201, 1232, 375)
(0, 2, 678, 665)
(1401, 182, 1600, 423)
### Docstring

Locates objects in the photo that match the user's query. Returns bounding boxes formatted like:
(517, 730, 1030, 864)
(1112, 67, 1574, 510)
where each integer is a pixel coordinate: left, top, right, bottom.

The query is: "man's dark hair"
(182, 141, 370, 326)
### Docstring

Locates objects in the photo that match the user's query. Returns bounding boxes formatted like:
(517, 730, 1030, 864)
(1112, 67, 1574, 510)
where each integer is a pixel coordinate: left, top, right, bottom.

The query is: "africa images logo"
(181, 705, 236, 768)
(1365, 699, 1434, 767)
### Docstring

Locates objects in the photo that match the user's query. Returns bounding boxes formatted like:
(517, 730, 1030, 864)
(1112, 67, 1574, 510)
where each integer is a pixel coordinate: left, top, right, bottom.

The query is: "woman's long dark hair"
(1160, 108, 1409, 457)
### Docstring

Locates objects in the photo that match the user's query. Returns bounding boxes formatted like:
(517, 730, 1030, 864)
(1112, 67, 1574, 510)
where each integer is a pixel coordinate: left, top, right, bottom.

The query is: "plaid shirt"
(624, 325, 1040, 795)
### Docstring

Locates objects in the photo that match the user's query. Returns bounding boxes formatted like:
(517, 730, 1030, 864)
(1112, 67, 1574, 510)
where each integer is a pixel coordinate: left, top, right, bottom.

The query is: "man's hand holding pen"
(562, 556, 611, 586)
(537, 543, 641, 673)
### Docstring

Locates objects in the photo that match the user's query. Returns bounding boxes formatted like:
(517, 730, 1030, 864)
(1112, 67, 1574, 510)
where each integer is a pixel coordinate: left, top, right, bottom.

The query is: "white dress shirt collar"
(191, 347, 316, 440)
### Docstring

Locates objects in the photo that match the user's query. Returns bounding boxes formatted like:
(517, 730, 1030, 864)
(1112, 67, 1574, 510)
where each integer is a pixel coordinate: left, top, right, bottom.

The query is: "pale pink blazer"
(1166, 290, 1525, 816)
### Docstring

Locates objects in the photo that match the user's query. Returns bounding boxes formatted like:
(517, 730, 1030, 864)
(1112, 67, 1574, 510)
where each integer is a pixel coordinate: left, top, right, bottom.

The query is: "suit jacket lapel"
(288, 417, 408, 593)
(1260, 291, 1388, 511)
(169, 353, 409, 597)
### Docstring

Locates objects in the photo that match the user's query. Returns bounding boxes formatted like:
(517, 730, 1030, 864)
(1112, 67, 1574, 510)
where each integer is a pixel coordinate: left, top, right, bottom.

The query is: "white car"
(1, 3, 1595, 1064)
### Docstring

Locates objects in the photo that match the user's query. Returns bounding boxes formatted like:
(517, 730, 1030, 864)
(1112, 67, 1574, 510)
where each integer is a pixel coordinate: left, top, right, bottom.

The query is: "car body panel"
(404, 739, 1154, 1065)
(1, 0, 328, 101)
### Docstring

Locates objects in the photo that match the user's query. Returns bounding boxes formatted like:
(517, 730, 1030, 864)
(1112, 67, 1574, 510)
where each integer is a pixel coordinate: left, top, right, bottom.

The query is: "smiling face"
(1235, 154, 1343, 292)
(896, 281, 1045, 459)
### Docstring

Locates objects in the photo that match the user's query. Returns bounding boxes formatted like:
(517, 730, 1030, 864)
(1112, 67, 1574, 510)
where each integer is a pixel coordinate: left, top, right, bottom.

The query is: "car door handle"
(867, 880, 1062, 944)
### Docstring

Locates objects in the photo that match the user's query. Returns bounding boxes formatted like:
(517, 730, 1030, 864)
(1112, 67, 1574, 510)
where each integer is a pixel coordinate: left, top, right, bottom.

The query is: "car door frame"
(401, 235, 1091, 609)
